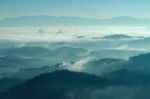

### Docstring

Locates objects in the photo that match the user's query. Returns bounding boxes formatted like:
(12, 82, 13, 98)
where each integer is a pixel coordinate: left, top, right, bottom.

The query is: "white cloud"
(0, 26, 149, 42)
(64, 57, 93, 72)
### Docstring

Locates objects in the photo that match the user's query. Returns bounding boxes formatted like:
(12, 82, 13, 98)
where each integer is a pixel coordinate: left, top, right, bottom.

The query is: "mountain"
(101, 34, 132, 39)
(0, 78, 24, 93)
(0, 47, 53, 69)
(84, 52, 150, 76)
(48, 46, 87, 61)
(0, 70, 111, 99)
(9, 64, 64, 79)
(127, 53, 150, 73)
(88, 49, 143, 59)
(0, 46, 87, 76)
(103, 69, 150, 86)
(84, 58, 126, 75)
(0, 47, 51, 57)
(103, 16, 150, 26)
(0, 16, 150, 26)
(0, 16, 99, 26)
(128, 37, 150, 49)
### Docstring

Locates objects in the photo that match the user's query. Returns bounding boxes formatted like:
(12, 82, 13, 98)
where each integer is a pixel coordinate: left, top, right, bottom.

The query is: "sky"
(0, 0, 150, 19)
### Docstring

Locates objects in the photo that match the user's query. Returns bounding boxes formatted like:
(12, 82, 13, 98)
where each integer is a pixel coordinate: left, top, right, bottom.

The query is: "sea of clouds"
(0, 26, 149, 42)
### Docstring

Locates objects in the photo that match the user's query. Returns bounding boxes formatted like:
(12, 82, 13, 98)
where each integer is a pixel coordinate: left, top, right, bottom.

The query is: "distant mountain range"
(0, 16, 150, 26)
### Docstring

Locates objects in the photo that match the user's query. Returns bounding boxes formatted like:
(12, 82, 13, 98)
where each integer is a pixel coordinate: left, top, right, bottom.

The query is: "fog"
(0, 26, 149, 42)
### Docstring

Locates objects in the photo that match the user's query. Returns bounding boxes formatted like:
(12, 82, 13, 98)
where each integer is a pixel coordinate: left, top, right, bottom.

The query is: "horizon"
(1, 0, 150, 19)
(0, 15, 149, 20)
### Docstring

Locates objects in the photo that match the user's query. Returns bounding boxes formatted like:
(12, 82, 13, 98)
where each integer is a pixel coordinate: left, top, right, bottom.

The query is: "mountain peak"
(102, 34, 132, 39)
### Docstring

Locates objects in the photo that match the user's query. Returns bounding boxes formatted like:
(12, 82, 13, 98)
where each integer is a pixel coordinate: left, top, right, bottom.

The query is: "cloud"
(0, 26, 149, 42)
(64, 57, 93, 72)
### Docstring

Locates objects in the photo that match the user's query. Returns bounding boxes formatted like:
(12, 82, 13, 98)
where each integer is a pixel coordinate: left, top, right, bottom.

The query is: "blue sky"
(0, 0, 150, 19)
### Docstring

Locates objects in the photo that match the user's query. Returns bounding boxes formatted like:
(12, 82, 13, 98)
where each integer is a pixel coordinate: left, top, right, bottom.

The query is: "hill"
(1, 70, 111, 99)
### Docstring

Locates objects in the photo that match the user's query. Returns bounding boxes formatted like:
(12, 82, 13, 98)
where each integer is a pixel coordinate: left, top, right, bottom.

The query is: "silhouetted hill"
(100, 53, 150, 86)
(103, 69, 150, 86)
(0, 78, 24, 93)
(130, 53, 150, 64)
(128, 53, 150, 73)
(1, 70, 111, 99)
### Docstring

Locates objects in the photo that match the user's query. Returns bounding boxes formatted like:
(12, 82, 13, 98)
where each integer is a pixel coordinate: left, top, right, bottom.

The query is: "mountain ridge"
(0, 70, 111, 99)
(0, 15, 150, 26)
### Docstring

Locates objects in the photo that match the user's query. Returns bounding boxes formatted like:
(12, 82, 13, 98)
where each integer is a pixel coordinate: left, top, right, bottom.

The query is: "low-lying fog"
(0, 26, 149, 42)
